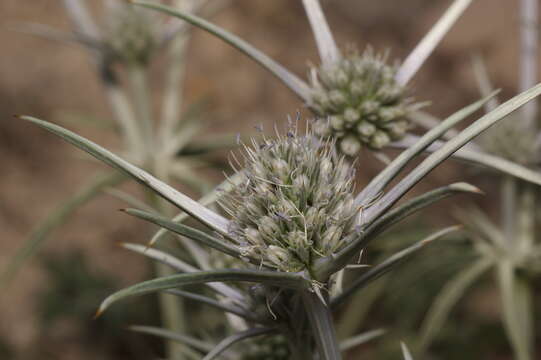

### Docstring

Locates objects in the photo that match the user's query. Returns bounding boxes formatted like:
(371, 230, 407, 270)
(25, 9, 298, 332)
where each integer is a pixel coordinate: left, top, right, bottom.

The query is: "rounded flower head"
(220, 122, 358, 273)
(104, 4, 158, 65)
(308, 48, 421, 155)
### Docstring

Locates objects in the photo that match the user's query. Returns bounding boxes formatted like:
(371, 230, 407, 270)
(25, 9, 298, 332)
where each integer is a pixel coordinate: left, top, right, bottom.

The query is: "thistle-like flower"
(104, 4, 158, 66)
(219, 122, 358, 272)
(309, 48, 421, 155)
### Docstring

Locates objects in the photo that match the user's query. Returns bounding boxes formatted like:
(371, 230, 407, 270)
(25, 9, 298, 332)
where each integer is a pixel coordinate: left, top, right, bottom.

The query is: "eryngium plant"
(221, 126, 357, 272)
(16, 80, 541, 358)
(310, 48, 421, 154)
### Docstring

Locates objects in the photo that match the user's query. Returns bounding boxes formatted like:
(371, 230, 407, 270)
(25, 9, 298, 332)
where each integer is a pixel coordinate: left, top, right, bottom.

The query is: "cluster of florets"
(104, 4, 158, 65)
(220, 123, 358, 272)
(308, 48, 420, 156)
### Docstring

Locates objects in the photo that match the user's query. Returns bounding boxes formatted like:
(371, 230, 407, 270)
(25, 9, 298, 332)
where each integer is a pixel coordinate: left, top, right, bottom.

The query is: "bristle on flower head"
(308, 47, 423, 155)
(219, 121, 358, 273)
(104, 3, 158, 65)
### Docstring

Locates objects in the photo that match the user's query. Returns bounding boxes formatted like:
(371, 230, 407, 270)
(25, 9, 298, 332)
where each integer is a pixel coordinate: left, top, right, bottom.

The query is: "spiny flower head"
(104, 4, 158, 65)
(220, 122, 358, 273)
(308, 47, 421, 155)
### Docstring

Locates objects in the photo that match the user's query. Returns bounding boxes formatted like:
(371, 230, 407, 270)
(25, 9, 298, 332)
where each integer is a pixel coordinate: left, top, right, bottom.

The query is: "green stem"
(145, 188, 187, 360)
(128, 64, 154, 160)
(301, 290, 342, 360)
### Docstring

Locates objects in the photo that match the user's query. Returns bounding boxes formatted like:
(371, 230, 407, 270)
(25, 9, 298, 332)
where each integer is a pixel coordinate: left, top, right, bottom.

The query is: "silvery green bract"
(17, 78, 541, 358)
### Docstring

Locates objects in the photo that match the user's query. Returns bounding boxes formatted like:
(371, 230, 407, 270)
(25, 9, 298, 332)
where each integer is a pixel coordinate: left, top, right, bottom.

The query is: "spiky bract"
(220, 123, 358, 273)
(309, 48, 421, 155)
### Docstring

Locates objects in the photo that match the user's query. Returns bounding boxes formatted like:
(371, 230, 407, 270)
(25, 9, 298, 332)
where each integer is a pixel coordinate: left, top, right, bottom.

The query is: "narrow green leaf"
(456, 206, 506, 247)
(123, 208, 242, 258)
(328, 182, 476, 278)
(356, 91, 497, 205)
(133, 1, 311, 101)
(363, 83, 541, 225)
(129, 325, 215, 353)
(9, 22, 89, 47)
(302, 0, 340, 65)
(202, 327, 277, 360)
(120, 243, 245, 302)
(18, 116, 230, 236)
(396, 0, 473, 85)
(332, 226, 460, 308)
(302, 290, 343, 360)
(97, 269, 308, 315)
(339, 328, 386, 351)
(0, 172, 124, 288)
(497, 261, 534, 360)
(104, 188, 158, 214)
(365, 182, 481, 239)
(419, 257, 492, 351)
(63, 0, 101, 40)
(165, 289, 257, 322)
(391, 136, 541, 186)
(471, 54, 500, 112)
(401, 342, 414, 360)
(149, 171, 244, 247)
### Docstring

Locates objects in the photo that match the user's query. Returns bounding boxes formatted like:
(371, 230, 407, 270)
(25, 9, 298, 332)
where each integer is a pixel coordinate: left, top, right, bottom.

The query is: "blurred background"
(0, 0, 537, 359)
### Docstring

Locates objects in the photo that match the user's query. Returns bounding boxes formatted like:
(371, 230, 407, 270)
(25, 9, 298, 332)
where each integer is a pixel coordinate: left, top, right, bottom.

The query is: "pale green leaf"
(302, 0, 340, 65)
(401, 342, 414, 360)
(356, 91, 497, 204)
(149, 171, 244, 247)
(390, 136, 541, 187)
(202, 327, 277, 360)
(123, 208, 242, 258)
(396, 0, 473, 85)
(97, 269, 308, 315)
(129, 325, 215, 353)
(363, 83, 541, 225)
(339, 328, 386, 351)
(497, 261, 534, 360)
(166, 289, 257, 322)
(120, 242, 244, 302)
(18, 116, 230, 236)
(332, 226, 460, 308)
(365, 182, 481, 240)
(419, 257, 492, 351)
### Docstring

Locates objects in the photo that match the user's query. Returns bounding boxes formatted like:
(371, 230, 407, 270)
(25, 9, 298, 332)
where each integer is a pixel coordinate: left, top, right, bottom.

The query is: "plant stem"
(128, 64, 155, 160)
(301, 290, 343, 360)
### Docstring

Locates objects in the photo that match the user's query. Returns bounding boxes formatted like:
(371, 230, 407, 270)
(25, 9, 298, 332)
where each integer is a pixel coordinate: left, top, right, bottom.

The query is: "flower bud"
(308, 47, 421, 155)
(339, 135, 362, 156)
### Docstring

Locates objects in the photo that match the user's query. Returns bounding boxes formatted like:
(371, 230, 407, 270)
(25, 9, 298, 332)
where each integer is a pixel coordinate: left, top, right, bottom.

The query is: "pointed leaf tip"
(449, 182, 484, 194)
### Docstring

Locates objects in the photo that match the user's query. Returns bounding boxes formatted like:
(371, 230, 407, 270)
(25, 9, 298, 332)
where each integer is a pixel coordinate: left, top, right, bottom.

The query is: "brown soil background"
(0, 0, 533, 359)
